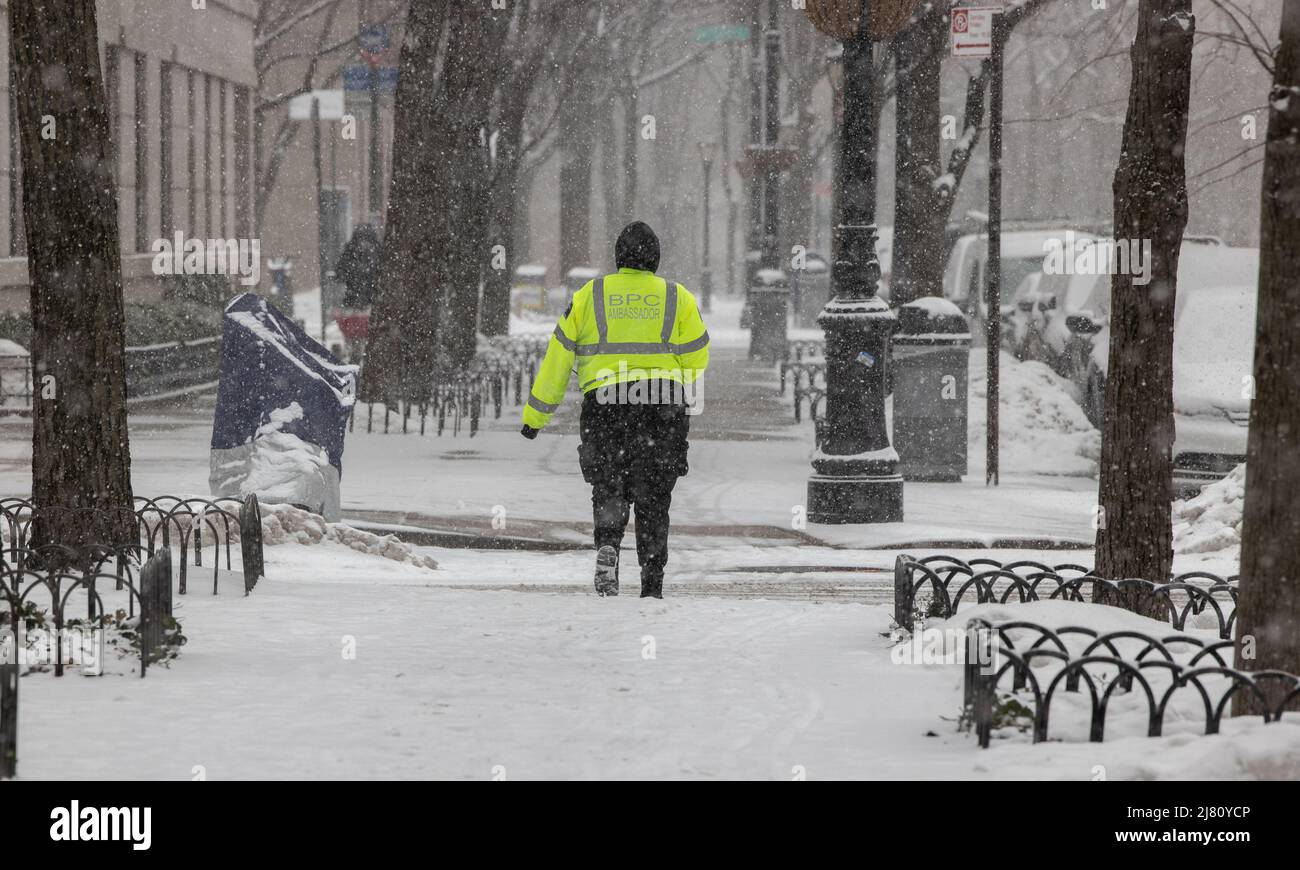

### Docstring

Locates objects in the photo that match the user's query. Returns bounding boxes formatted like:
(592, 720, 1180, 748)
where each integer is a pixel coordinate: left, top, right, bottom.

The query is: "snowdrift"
(968, 351, 1100, 477)
(221, 502, 437, 571)
(1172, 463, 1245, 555)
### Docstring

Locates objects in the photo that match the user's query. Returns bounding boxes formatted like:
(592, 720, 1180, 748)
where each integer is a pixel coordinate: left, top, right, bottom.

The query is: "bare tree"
(890, 0, 1057, 304)
(363, 1, 449, 403)
(437, 6, 511, 367)
(481, 0, 564, 336)
(1095, 0, 1195, 615)
(1235, 0, 1300, 713)
(253, 0, 408, 230)
(9, 0, 135, 551)
(890, 1, 948, 305)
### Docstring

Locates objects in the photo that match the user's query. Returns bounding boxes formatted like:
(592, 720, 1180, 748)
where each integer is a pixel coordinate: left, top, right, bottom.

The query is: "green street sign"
(696, 24, 751, 44)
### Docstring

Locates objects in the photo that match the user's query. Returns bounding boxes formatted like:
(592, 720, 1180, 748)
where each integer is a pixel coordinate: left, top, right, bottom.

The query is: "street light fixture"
(699, 139, 718, 313)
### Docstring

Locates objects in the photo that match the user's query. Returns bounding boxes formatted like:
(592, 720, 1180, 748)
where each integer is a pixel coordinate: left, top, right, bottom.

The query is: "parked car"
(1005, 270, 1046, 359)
(942, 229, 1093, 343)
(1062, 243, 1260, 496)
(1033, 237, 1239, 384)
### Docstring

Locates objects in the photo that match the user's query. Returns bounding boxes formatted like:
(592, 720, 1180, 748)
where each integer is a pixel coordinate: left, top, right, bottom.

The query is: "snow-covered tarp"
(210, 293, 359, 521)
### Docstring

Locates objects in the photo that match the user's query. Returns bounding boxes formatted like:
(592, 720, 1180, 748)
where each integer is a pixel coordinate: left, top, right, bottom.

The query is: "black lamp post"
(825, 45, 843, 255)
(699, 140, 716, 313)
(805, 0, 904, 524)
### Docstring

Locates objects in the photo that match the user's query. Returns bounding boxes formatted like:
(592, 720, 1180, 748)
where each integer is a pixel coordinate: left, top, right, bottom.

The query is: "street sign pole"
(313, 94, 327, 345)
(986, 12, 1004, 486)
(368, 60, 382, 223)
(358, 15, 389, 224)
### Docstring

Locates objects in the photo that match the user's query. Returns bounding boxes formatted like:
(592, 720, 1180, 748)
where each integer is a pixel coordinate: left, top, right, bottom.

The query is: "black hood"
(615, 221, 660, 272)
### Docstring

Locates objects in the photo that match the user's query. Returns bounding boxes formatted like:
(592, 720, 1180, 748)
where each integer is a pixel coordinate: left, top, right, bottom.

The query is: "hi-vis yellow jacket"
(522, 268, 710, 430)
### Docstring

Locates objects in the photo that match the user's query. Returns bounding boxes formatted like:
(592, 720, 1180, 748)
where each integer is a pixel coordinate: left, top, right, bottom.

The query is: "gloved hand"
(521, 424, 539, 440)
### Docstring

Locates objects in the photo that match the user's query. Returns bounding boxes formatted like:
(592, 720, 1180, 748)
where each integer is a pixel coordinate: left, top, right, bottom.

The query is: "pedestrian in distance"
(519, 222, 710, 598)
(334, 224, 383, 310)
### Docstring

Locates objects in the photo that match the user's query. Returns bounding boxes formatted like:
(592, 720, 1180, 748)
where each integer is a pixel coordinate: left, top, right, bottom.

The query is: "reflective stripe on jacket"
(522, 268, 710, 430)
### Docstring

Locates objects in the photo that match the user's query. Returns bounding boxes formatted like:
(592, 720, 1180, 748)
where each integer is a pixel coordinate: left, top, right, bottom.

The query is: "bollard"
(894, 554, 914, 629)
(139, 550, 173, 676)
(0, 662, 15, 779)
(239, 494, 264, 593)
(891, 298, 972, 482)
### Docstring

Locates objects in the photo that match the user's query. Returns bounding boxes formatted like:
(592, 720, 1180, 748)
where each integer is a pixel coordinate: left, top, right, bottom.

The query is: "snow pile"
(261, 503, 438, 570)
(240, 403, 334, 504)
(1172, 463, 1245, 554)
(222, 502, 437, 570)
(968, 351, 1100, 476)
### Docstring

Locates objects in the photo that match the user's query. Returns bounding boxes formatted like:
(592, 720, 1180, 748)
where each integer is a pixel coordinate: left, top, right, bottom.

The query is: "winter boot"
(640, 571, 663, 599)
(594, 545, 619, 597)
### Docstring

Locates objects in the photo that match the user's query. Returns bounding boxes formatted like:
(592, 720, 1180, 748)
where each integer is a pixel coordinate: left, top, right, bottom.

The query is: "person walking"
(519, 222, 710, 598)
(334, 224, 383, 309)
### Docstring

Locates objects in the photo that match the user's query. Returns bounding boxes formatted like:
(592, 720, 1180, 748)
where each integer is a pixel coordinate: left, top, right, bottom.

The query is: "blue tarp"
(209, 293, 358, 518)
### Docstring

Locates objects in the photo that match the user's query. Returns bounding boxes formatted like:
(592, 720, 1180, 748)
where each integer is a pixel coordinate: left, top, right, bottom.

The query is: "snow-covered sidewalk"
(16, 546, 1291, 779)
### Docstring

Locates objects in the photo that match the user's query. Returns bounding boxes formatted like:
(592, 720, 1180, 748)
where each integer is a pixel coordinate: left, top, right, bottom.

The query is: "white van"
(943, 229, 1092, 339)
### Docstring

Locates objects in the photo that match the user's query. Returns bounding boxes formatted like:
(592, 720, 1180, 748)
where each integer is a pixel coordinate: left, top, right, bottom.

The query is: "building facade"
(0, 0, 258, 312)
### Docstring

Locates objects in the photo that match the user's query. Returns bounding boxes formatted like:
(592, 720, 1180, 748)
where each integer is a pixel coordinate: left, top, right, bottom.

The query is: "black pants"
(578, 385, 690, 580)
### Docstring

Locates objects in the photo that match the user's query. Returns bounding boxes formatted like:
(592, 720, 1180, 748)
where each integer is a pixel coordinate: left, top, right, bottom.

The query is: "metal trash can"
(747, 268, 790, 364)
(891, 297, 970, 482)
(793, 256, 831, 328)
(564, 267, 601, 314)
(511, 264, 549, 316)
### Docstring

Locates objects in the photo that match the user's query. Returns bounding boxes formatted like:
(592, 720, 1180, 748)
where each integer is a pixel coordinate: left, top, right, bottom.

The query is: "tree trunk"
(1094, 0, 1194, 617)
(438, 9, 508, 369)
(890, 13, 945, 305)
(1234, 0, 1300, 714)
(559, 77, 595, 277)
(364, 2, 449, 403)
(600, 91, 622, 246)
(722, 46, 741, 294)
(622, 87, 640, 224)
(482, 152, 521, 338)
(10, 0, 135, 553)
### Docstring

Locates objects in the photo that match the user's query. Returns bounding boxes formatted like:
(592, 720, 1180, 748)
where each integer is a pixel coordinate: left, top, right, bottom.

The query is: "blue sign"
(344, 64, 399, 93)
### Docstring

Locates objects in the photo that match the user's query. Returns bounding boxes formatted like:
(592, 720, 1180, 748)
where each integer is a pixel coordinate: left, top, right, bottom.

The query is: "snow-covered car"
(1036, 238, 1246, 385)
(942, 229, 1094, 342)
(1067, 244, 1259, 496)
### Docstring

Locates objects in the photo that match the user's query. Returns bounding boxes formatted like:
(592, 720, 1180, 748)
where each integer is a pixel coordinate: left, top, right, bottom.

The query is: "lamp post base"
(807, 473, 904, 524)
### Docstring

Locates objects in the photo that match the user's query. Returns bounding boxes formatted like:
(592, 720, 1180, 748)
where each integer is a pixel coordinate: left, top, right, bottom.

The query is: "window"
(104, 45, 119, 151)
(159, 62, 172, 239)
(219, 78, 227, 236)
(187, 69, 196, 233)
(203, 74, 212, 236)
(134, 52, 149, 252)
(233, 85, 251, 239)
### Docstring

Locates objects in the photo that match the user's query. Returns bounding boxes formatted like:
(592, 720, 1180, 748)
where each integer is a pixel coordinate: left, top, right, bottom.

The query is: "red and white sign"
(951, 6, 1002, 58)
